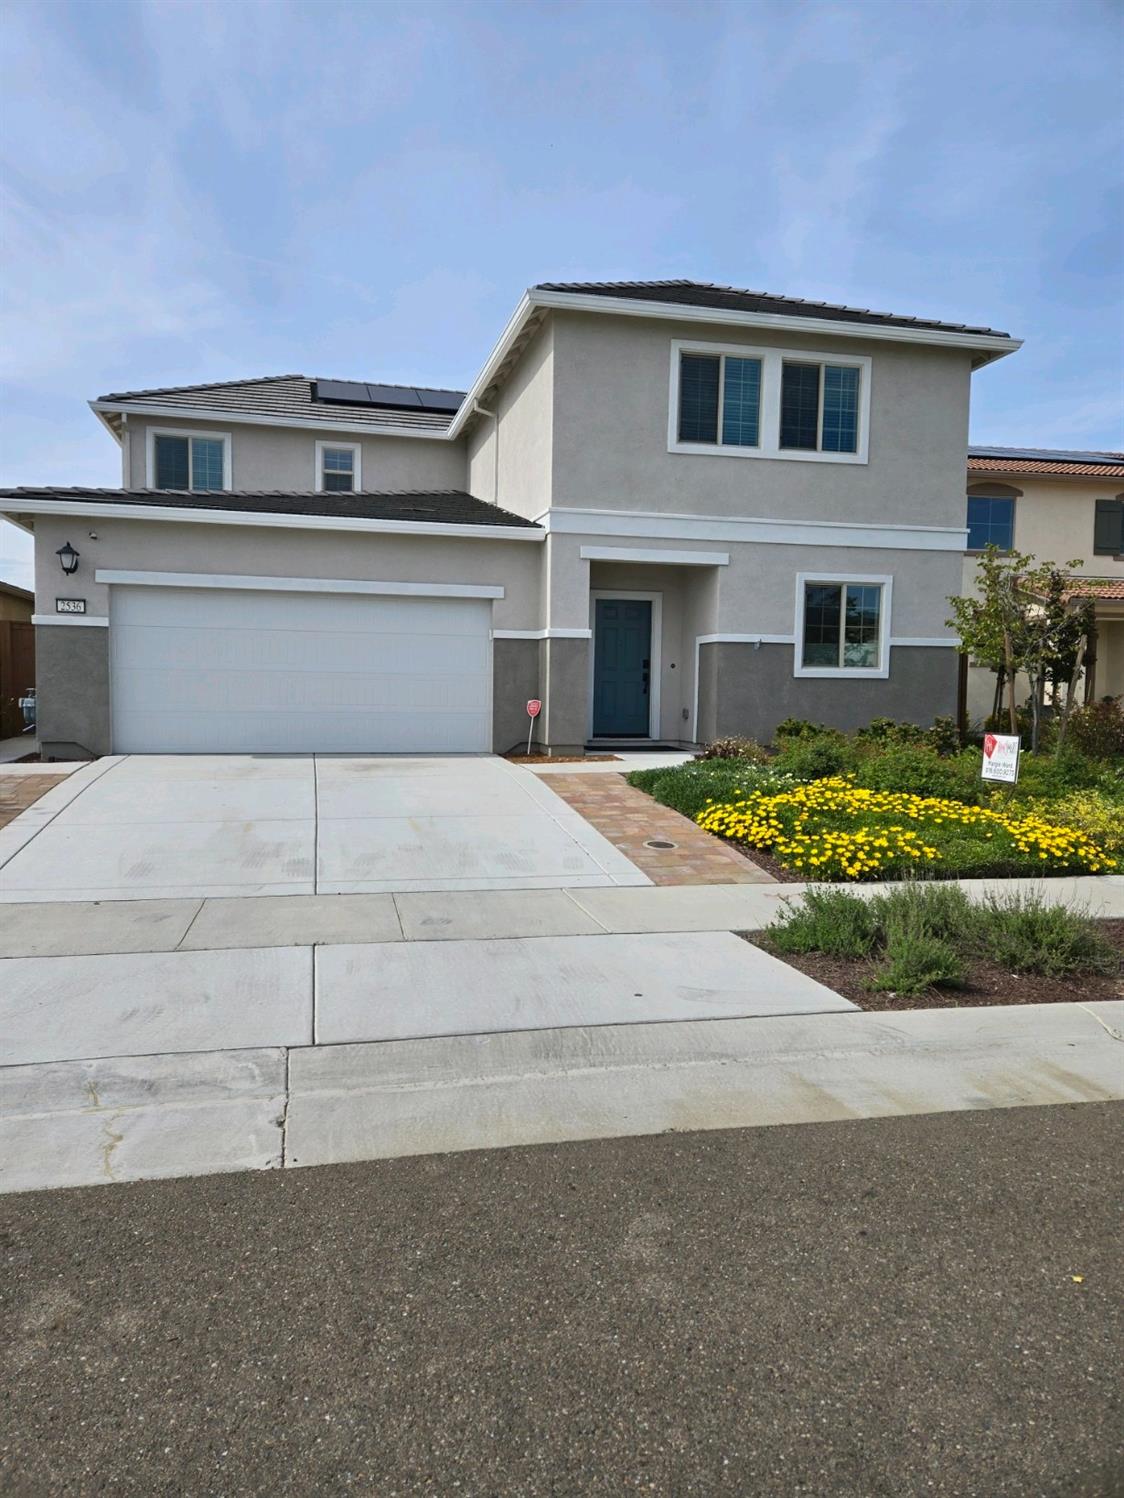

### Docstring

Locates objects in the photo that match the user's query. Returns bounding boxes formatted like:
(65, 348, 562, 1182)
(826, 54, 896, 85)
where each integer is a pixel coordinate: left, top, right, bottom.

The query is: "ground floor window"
(799, 579, 885, 671)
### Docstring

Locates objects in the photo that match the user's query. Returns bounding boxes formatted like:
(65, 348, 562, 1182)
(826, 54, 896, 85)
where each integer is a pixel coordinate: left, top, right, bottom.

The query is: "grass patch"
(626, 759, 795, 822)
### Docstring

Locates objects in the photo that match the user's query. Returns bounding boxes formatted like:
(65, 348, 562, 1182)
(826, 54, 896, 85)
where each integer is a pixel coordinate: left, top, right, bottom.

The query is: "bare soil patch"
(747, 918, 1124, 1010)
(505, 753, 620, 764)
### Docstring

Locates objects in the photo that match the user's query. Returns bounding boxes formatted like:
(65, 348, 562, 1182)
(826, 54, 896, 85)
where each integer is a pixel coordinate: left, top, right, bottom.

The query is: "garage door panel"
(113, 624, 491, 676)
(110, 586, 493, 754)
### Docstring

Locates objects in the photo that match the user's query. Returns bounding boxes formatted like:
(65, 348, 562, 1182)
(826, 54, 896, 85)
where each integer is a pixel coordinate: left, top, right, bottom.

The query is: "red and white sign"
(526, 699, 542, 718)
(981, 732, 1021, 784)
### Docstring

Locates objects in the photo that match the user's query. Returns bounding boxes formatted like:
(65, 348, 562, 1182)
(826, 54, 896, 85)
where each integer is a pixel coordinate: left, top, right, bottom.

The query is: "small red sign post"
(525, 699, 542, 756)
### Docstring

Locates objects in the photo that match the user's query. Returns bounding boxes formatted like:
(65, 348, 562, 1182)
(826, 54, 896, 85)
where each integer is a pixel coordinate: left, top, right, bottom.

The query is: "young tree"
(948, 549, 1094, 749)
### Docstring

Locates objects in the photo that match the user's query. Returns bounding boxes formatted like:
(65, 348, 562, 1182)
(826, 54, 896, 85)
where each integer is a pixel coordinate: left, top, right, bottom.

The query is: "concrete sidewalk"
(2, 874, 1121, 957)
(2, 1001, 1120, 1193)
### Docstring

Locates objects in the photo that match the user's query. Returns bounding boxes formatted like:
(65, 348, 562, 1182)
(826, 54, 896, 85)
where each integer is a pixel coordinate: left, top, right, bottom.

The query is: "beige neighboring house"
(961, 446, 1124, 726)
(0, 279, 1023, 759)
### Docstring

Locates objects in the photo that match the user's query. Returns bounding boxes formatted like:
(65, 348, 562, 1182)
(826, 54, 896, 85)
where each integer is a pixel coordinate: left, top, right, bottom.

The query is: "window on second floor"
(316, 441, 361, 492)
(1093, 497, 1124, 556)
(966, 493, 1015, 551)
(677, 353, 762, 447)
(780, 361, 860, 454)
(670, 341, 870, 463)
(152, 432, 227, 491)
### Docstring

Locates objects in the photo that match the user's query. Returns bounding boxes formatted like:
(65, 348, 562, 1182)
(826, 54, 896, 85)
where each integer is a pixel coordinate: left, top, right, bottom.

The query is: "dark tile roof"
(95, 375, 464, 432)
(535, 279, 1011, 339)
(0, 488, 539, 528)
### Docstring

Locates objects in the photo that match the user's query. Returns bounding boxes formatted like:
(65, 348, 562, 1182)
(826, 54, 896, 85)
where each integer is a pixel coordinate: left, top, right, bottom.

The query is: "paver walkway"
(0, 773, 68, 830)
(545, 772, 774, 884)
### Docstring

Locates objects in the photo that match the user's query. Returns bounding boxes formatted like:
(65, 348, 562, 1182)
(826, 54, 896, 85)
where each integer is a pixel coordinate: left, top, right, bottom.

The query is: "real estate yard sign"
(981, 732, 1021, 784)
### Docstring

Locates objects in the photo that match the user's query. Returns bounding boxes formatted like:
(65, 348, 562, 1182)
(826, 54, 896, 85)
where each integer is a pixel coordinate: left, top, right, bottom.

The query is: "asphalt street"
(2, 1103, 1121, 1497)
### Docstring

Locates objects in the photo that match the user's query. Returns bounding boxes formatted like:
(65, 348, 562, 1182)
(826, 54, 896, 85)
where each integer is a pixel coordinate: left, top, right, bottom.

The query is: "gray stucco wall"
(699, 642, 959, 743)
(540, 637, 589, 752)
(492, 638, 541, 754)
(466, 319, 554, 519)
(35, 623, 110, 759)
(549, 312, 972, 529)
(122, 415, 468, 493)
(31, 516, 544, 633)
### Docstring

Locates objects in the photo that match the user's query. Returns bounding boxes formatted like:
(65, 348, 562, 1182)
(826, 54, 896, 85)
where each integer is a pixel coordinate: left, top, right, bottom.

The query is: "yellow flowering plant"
(695, 776, 1116, 882)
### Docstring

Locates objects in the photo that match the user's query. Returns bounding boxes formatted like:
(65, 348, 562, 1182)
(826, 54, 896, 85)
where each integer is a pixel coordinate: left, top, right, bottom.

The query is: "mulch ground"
(748, 918, 1124, 1010)
(505, 753, 620, 763)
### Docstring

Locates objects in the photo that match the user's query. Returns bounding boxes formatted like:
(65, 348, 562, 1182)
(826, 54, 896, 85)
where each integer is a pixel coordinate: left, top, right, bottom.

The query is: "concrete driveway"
(0, 754, 649, 901)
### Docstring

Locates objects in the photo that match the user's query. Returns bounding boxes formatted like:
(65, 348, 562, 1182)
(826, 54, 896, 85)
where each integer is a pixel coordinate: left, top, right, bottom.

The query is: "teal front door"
(593, 599, 652, 737)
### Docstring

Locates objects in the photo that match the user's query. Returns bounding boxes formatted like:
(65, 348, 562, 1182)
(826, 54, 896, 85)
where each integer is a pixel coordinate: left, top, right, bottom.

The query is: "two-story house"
(0, 279, 1020, 759)
(961, 446, 1124, 726)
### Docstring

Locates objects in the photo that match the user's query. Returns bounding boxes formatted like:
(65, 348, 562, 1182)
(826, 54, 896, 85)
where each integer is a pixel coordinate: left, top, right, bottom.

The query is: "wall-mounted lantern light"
(56, 541, 80, 576)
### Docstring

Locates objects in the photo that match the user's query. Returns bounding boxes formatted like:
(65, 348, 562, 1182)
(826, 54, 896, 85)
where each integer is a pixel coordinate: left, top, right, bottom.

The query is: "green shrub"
(978, 890, 1118, 977)
(773, 717, 836, 742)
(1067, 697, 1124, 759)
(767, 887, 881, 958)
(774, 736, 853, 781)
(852, 746, 980, 802)
(628, 759, 795, 821)
(928, 716, 962, 757)
(856, 716, 927, 746)
(869, 881, 979, 946)
(694, 736, 769, 762)
(1002, 748, 1102, 801)
(868, 936, 967, 996)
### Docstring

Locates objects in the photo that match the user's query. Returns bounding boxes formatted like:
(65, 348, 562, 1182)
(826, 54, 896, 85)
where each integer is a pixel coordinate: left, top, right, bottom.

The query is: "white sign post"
(981, 732, 1021, 785)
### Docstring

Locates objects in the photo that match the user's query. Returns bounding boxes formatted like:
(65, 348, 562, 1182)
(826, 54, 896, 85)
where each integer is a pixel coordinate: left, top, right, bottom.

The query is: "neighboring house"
(0, 279, 1021, 759)
(0, 580, 35, 741)
(961, 446, 1124, 726)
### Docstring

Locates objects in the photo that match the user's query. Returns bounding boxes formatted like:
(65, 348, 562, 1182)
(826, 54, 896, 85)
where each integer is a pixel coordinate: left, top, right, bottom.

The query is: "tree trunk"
(1003, 628, 1018, 735)
(1056, 635, 1087, 756)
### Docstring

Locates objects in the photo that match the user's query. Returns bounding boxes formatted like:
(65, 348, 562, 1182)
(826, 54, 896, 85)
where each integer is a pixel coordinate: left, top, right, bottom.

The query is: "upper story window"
(148, 430, 229, 491)
(316, 440, 362, 493)
(677, 353, 762, 447)
(669, 341, 870, 464)
(1093, 497, 1124, 556)
(794, 572, 891, 679)
(780, 362, 860, 454)
(966, 493, 1015, 551)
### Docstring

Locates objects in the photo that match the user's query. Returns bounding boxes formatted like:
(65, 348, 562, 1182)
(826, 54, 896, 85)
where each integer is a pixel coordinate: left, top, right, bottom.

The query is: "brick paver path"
(547, 773, 775, 885)
(0, 774, 67, 831)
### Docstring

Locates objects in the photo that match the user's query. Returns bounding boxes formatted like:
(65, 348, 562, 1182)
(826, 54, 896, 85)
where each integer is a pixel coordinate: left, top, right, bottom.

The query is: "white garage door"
(109, 585, 493, 753)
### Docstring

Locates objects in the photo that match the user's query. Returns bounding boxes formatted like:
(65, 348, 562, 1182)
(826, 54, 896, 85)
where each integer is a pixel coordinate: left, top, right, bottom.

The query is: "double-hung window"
(670, 342, 870, 462)
(797, 576, 889, 676)
(151, 432, 228, 491)
(1093, 497, 1124, 556)
(316, 441, 361, 493)
(966, 493, 1015, 551)
(677, 352, 762, 448)
(779, 361, 860, 453)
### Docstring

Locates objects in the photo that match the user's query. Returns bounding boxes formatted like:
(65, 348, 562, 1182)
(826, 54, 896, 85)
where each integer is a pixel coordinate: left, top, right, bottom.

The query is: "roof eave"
(447, 289, 1020, 435)
(0, 494, 544, 541)
(88, 400, 454, 442)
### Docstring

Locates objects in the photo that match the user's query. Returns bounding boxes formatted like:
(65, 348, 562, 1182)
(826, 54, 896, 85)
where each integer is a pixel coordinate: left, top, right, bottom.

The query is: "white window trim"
(668, 340, 871, 465)
(587, 589, 663, 741)
(145, 427, 232, 491)
(315, 439, 362, 493)
(793, 572, 892, 679)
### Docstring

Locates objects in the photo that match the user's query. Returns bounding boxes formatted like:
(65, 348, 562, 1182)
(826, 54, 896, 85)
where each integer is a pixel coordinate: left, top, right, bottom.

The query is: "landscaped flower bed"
(751, 883, 1122, 1009)
(695, 776, 1117, 881)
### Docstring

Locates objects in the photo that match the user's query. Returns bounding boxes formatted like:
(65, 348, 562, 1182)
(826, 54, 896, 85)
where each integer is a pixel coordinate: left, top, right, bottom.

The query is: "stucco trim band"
(94, 570, 506, 600)
(31, 614, 110, 627)
(542, 507, 968, 553)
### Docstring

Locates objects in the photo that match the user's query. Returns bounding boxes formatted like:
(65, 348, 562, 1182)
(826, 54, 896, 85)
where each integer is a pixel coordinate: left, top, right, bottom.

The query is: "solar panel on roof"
(315, 379, 372, 405)
(415, 389, 463, 413)
(365, 384, 424, 409)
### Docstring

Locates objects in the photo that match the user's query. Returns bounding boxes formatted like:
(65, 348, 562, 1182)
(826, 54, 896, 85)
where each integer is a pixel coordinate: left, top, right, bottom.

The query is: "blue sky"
(2, 0, 1122, 588)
